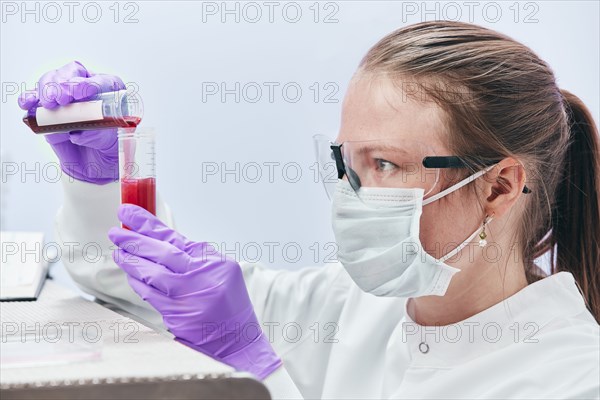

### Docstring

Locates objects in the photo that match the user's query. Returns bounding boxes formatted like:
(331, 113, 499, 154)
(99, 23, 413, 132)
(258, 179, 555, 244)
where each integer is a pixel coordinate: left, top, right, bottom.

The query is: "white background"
(1, 1, 599, 281)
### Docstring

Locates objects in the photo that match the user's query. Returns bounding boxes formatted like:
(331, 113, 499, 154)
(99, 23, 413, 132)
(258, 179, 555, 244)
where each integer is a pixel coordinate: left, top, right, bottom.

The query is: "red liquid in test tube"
(118, 128, 156, 230)
(121, 178, 156, 229)
(24, 115, 141, 134)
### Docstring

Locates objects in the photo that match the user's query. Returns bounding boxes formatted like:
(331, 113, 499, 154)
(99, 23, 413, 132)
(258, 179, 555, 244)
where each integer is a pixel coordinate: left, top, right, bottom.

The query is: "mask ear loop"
(422, 165, 495, 206)
(424, 164, 496, 263)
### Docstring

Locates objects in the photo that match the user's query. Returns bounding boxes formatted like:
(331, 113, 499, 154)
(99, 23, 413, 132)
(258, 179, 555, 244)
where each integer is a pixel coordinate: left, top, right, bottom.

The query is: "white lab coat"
(55, 177, 600, 399)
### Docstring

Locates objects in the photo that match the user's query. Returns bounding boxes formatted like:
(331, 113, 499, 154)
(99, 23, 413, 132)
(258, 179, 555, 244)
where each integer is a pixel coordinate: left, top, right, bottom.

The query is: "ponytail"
(553, 89, 600, 323)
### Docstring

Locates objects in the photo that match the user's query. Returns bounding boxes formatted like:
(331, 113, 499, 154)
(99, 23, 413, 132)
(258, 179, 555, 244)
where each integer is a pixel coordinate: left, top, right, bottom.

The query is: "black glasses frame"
(330, 143, 531, 194)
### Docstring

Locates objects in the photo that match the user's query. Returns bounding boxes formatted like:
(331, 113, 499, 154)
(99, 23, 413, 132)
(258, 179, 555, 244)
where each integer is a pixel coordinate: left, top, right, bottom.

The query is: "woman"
(19, 21, 599, 399)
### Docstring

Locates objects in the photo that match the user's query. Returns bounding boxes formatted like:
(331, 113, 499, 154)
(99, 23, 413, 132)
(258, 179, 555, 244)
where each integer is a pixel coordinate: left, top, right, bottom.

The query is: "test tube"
(118, 128, 156, 226)
(24, 90, 143, 135)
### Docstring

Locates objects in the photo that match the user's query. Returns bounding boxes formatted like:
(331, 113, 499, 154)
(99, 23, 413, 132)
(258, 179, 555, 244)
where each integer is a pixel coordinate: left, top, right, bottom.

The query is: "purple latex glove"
(18, 61, 124, 184)
(108, 204, 282, 380)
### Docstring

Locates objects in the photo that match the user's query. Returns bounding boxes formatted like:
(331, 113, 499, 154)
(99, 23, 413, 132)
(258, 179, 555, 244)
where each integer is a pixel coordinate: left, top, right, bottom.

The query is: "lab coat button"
(419, 342, 429, 354)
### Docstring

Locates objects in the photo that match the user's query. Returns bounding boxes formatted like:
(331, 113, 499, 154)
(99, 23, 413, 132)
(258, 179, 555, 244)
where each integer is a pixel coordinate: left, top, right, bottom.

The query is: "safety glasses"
(313, 134, 531, 203)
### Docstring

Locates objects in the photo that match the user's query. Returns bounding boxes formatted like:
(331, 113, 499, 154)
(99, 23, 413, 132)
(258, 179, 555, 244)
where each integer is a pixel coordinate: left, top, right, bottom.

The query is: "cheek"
(419, 191, 480, 258)
(419, 201, 448, 258)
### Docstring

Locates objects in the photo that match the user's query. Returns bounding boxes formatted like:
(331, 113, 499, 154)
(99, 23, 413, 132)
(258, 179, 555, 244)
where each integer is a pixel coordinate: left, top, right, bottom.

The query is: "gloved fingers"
(112, 248, 178, 296)
(62, 74, 126, 102)
(18, 91, 39, 110)
(20, 60, 124, 115)
(124, 275, 201, 318)
(54, 84, 74, 106)
(109, 226, 193, 274)
(55, 60, 90, 78)
(117, 204, 190, 251)
(38, 61, 89, 109)
(69, 129, 118, 151)
(125, 274, 170, 308)
(37, 82, 61, 109)
(185, 241, 223, 260)
(35, 61, 124, 107)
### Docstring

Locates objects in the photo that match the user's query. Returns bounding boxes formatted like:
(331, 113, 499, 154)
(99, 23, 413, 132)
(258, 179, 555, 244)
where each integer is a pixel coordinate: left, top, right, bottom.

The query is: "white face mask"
(331, 168, 491, 298)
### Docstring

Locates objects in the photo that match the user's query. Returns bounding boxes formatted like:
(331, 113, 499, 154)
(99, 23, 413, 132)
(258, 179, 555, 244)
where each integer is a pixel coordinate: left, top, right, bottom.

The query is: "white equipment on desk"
(0, 231, 49, 301)
(0, 280, 269, 399)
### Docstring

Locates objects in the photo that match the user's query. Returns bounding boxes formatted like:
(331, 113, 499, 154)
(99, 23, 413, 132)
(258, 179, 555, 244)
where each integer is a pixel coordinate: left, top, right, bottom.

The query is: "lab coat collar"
(396, 272, 587, 367)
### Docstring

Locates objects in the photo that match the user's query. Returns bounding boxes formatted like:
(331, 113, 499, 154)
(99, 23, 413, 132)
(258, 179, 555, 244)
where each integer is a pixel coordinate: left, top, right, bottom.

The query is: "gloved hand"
(108, 204, 282, 380)
(18, 61, 124, 184)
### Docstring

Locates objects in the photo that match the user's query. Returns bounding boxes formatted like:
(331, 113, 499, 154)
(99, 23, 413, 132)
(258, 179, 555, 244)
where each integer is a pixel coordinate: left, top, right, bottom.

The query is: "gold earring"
(478, 216, 491, 247)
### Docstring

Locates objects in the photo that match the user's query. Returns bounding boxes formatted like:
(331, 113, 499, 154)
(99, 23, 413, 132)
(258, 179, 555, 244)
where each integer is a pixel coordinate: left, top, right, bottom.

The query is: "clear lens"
(342, 139, 439, 194)
(313, 134, 339, 200)
(313, 134, 440, 205)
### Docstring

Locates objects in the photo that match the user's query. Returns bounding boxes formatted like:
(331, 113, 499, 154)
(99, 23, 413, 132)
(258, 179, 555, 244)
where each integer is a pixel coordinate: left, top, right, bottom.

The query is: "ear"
(479, 158, 527, 218)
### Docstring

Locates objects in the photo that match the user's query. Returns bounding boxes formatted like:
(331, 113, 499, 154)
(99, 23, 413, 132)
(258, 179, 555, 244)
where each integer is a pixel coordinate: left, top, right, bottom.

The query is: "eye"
(374, 158, 398, 172)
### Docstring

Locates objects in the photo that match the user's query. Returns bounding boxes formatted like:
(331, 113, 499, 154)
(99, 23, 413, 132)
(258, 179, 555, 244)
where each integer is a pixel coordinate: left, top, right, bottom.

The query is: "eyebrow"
(353, 144, 411, 156)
